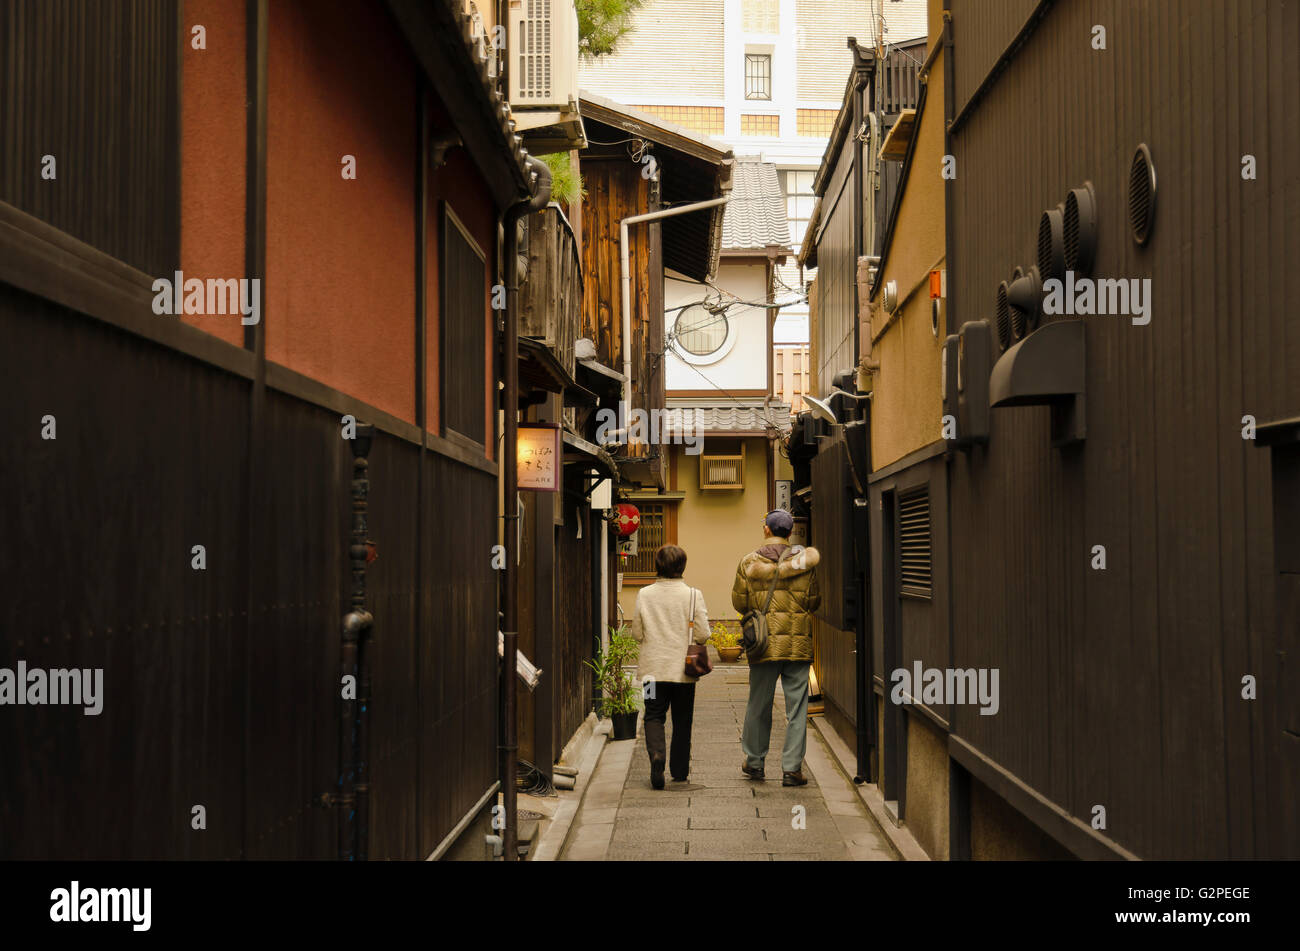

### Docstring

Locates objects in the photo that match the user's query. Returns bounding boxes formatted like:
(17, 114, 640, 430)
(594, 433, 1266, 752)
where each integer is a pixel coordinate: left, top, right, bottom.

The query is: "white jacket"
(629, 579, 711, 685)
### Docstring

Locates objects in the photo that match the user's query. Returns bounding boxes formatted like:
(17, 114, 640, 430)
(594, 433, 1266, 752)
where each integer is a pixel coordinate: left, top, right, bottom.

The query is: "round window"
(675, 304, 728, 356)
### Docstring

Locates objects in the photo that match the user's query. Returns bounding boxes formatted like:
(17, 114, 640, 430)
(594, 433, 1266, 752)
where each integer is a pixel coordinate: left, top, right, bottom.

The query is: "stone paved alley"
(560, 660, 900, 861)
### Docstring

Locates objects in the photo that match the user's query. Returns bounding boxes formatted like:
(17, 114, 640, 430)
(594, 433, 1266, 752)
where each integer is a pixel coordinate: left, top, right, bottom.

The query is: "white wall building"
(580, 0, 928, 354)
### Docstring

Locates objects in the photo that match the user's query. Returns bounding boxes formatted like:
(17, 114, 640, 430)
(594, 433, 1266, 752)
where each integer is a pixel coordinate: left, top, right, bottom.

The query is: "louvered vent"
(899, 489, 932, 598)
(995, 280, 1011, 351)
(700, 453, 745, 489)
(1038, 206, 1064, 283)
(1063, 183, 1097, 276)
(1129, 144, 1156, 246)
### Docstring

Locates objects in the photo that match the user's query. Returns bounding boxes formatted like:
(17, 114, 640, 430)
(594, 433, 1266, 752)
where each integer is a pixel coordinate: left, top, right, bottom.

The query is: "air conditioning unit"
(509, 0, 579, 110)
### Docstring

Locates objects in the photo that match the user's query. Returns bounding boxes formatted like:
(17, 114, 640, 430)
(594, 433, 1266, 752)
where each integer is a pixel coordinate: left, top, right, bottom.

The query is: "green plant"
(576, 0, 646, 58)
(586, 624, 642, 717)
(709, 621, 740, 650)
(539, 151, 584, 207)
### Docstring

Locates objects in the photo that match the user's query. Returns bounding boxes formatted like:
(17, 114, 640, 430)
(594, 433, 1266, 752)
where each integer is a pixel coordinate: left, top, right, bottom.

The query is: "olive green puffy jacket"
(730, 543, 822, 663)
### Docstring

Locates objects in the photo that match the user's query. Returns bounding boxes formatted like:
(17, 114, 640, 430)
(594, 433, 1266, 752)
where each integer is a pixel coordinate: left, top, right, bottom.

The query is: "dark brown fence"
(0, 0, 179, 276)
(553, 491, 596, 754)
(0, 282, 499, 859)
(946, 0, 1300, 859)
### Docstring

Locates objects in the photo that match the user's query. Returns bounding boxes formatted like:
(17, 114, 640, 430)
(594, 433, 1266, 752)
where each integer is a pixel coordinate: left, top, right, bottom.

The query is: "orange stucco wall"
(180, 0, 247, 347)
(265, 0, 417, 423)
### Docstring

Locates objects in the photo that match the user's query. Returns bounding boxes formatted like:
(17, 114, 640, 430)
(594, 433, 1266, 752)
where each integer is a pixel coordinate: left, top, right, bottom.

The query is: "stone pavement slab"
(559, 653, 899, 862)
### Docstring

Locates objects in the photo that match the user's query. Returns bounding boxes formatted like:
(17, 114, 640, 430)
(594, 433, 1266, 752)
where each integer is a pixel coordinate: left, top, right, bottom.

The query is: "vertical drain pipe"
(340, 423, 375, 860)
(502, 155, 552, 861)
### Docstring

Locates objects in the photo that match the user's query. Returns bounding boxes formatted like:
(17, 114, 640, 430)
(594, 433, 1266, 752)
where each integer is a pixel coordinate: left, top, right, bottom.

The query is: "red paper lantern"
(613, 503, 640, 537)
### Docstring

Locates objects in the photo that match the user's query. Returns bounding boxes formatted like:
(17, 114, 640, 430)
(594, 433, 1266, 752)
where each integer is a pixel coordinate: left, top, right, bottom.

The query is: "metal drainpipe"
(619, 196, 730, 407)
(340, 423, 375, 860)
(502, 154, 552, 861)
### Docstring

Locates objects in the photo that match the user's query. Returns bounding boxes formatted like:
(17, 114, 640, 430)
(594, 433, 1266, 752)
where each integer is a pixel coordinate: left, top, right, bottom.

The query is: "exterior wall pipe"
(339, 423, 375, 860)
(619, 197, 730, 407)
(501, 154, 552, 860)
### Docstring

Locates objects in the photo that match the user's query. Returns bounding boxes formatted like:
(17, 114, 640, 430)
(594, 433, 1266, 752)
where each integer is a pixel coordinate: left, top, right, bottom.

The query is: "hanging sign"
(517, 423, 561, 491)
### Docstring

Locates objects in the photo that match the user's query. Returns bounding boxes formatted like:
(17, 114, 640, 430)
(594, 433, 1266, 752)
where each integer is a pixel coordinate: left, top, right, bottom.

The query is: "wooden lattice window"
(700, 446, 746, 489)
(625, 503, 668, 575)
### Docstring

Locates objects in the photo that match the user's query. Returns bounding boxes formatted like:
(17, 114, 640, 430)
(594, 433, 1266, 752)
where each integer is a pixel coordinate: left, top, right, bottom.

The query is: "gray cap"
(765, 509, 794, 536)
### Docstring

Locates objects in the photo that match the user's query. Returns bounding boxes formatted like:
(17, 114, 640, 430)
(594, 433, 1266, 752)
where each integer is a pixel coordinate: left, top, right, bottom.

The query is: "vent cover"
(1063, 183, 1097, 276)
(1008, 266, 1027, 341)
(1038, 205, 1065, 283)
(1128, 144, 1156, 246)
(1008, 265, 1043, 335)
(899, 488, 932, 598)
(998, 284, 1008, 355)
(700, 452, 745, 489)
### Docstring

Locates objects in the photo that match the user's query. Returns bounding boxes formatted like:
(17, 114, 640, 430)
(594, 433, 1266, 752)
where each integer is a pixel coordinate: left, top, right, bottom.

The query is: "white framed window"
(745, 53, 772, 100)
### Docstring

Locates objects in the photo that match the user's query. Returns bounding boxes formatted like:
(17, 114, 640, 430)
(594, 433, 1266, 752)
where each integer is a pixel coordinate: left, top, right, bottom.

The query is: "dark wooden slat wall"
(947, 0, 1300, 859)
(816, 147, 856, 395)
(554, 490, 595, 756)
(949, 0, 1041, 120)
(0, 0, 179, 276)
(0, 283, 248, 859)
(418, 447, 498, 858)
(810, 438, 856, 726)
(0, 282, 500, 858)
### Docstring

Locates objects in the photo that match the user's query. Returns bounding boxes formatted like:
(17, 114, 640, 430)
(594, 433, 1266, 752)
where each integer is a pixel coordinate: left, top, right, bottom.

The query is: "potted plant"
(587, 624, 642, 740)
(710, 621, 743, 663)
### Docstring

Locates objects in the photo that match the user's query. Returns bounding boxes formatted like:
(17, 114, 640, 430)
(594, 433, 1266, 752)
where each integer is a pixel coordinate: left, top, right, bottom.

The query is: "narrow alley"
(560, 663, 898, 861)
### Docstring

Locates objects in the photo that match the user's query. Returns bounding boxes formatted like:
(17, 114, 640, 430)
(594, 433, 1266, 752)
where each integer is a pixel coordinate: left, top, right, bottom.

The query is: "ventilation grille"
(1038, 207, 1064, 283)
(518, 0, 554, 100)
(1063, 184, 1097, 276)
(899, 489, 932, 598)
(1009, 266, 1027, 341)
(700, 453, 745, 489)
(995, 280, 1011, 351)
(1129, 144, 1156, 245)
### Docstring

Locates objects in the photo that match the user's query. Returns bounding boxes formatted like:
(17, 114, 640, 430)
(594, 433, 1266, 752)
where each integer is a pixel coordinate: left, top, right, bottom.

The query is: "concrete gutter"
(529, 714, 610, 861)
(812, 716, 930, 861)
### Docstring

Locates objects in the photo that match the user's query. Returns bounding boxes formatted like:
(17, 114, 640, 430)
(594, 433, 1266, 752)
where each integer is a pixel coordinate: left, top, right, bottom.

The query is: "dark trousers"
(643, 681, 696, 780)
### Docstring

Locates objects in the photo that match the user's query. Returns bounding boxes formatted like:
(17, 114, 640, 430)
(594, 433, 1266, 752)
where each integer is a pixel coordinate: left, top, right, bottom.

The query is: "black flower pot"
(610, 711, 639, 741)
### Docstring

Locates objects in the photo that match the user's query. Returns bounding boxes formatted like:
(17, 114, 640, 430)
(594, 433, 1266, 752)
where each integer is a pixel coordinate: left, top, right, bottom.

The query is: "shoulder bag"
(740, 547, 793, 660)
(683, 587, 713, 678)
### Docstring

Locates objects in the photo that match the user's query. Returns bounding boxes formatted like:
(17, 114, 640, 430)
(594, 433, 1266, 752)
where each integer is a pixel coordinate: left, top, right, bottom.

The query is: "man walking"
(732, 510, 821, 786)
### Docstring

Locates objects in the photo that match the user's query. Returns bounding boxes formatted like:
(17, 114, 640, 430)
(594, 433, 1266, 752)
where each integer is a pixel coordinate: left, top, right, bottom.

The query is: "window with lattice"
(700, 445, 747, 489)
(625, 503, 670, 575)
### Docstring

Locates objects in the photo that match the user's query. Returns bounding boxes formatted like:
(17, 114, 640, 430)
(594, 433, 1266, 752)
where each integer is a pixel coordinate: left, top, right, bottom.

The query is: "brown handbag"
(683, 588, 713, 678)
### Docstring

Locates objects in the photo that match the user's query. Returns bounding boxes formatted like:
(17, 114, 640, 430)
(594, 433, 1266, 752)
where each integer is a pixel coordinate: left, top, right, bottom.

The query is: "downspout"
(849, 40, 873, 786)
(502, 154, 552, 861)
(851, 52, 865, 376)
(339, 424, 374, 861)
(619, 197, 730, 408)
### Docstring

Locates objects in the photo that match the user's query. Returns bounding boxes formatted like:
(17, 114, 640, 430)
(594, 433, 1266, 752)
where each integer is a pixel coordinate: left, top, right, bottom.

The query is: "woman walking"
(628, 545, 710, 789)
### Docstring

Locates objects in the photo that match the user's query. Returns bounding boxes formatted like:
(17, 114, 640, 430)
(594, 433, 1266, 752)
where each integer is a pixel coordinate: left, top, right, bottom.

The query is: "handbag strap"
(760, 546, 794, 614)
(687, 587, 697, 648)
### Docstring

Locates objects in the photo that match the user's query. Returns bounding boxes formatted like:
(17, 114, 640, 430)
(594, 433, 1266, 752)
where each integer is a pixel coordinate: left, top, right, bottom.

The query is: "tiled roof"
(720, 161, 791, 252)
(662, 397, 793, 436)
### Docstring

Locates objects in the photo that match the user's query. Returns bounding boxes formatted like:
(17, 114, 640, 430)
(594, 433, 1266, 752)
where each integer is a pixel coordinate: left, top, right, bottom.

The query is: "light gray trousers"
(741, 660, 811, 774)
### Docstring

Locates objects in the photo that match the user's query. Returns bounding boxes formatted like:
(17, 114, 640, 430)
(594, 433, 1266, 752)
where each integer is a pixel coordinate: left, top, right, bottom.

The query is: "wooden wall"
(946, 0, 1300, 859)
(579, 157, 658, 410)
(0, 283, 500, 859)
(0, 0, 179, 276)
